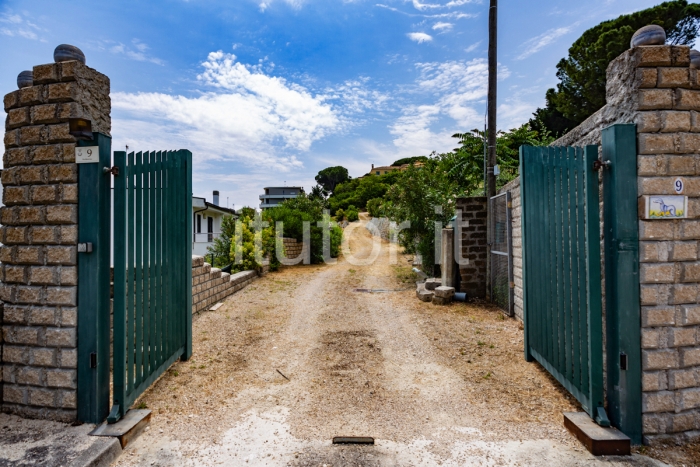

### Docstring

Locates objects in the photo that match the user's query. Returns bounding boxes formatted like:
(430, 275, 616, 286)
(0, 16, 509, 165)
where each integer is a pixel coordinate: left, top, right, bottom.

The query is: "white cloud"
(407, 32, 433, 43)
(112, 51, 342, 172)
(376, 4, 475, 19)
(464, 40, 481, 53)
(516, 26, 573, 60)
(0, 11, 40, 40)
(432, 22, 453, 31)
(109, 39, 164, 65)
(388, 58, 511, 156)
(324, 78, 389, 114)
(412, 0, 442, 10)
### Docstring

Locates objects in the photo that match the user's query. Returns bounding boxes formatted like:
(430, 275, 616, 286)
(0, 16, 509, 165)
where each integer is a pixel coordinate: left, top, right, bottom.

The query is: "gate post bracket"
(595, 406, 611, 427)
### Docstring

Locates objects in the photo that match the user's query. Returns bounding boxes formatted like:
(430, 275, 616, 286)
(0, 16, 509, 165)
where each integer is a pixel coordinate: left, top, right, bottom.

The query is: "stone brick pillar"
(1, 59, 110, 421)
(631, 45, 700, 443)
(455, 197, 487, 298)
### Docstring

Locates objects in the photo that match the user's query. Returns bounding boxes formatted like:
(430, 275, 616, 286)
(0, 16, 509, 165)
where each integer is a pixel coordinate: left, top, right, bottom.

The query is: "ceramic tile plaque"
(75, 146, 99, 164)
(641, 195, 688, 219)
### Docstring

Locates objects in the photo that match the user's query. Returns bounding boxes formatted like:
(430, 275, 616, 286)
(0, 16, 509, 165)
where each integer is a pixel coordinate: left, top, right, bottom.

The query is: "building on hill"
(259, 186, 304, 210)
(363, 162, 424, 178)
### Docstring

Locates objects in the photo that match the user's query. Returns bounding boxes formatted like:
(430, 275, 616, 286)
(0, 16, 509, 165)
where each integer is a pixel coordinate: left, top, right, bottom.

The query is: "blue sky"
(1, 0, 662, 209)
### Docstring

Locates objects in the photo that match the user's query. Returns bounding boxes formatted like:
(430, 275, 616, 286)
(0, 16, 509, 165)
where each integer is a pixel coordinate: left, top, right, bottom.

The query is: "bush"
(330, 225, 343, 258)
(335, 208, 345, 221)
(366, 198, 383, 218)
(229, 214, 274, 273)
(264, 195, 342, 265)
(346, 209, 359, 222)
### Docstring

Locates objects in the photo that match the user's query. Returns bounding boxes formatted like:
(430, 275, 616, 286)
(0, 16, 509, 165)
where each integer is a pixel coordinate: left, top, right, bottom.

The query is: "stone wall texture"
(1, 60, 110, 421)
(455, 197, 487, 298)
(191, 256, 261, 314)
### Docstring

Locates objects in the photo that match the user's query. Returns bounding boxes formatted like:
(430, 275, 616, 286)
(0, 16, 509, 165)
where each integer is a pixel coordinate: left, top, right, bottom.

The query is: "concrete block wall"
(455, 197, 487, 298)
(630, 46, 700, 443)
(1, 59, 110, 422)
(281, 237, 308, 263)
(497, 178, 523, 320)
(191, 256, 259, 313)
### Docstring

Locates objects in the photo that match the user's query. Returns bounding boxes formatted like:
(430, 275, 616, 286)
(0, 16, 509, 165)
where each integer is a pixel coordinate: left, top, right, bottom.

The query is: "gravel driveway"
(112, 218, 665, 467)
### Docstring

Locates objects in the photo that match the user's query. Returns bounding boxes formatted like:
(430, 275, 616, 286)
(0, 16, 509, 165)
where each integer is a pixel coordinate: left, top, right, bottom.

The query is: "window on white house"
(196, 214, 201, 233)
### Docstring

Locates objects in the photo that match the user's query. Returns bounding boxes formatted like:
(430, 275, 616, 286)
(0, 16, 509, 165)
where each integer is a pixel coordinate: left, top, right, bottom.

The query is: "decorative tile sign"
(641, 195, 688, 219)
(75, 146, 99, 164)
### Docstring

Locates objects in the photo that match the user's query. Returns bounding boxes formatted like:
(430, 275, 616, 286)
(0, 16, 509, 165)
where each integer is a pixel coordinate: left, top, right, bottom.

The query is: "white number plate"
(75, 146, 99, 164)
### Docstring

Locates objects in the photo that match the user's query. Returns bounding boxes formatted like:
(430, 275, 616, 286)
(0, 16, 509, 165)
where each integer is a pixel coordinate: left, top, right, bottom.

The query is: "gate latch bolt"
(77, 242, 93, 253)
(103, 166, 119, 176)
(592, 159, 612, 171)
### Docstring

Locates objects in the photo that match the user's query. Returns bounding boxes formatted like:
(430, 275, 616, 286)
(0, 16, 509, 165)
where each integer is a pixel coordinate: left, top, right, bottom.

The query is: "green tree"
(391, 156, 428, 166)
(539, 1, 700, 131)
(315, 166, 350, 193)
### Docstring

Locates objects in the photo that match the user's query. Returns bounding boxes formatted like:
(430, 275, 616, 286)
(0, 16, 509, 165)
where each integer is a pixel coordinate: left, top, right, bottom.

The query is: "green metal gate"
(520, 145, 609, 426)
(108, 150, 193, 423)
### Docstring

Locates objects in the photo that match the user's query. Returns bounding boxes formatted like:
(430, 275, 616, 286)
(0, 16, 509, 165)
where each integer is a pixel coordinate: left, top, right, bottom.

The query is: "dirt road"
(113, 219, 663, 466)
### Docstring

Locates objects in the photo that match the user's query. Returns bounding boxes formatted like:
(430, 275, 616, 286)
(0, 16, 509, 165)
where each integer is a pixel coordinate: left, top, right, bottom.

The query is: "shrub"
(335, 208, 345, 221)
(366, 198, 383, 218)
(264, 195, 342, 264)
(346, 209, 359, 222)
(229, 214, 274, 273)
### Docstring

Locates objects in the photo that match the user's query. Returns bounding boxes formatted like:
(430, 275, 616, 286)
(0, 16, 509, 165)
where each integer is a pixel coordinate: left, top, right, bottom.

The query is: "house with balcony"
(259, 186, 303, 210)
(193, 190, 238, 257)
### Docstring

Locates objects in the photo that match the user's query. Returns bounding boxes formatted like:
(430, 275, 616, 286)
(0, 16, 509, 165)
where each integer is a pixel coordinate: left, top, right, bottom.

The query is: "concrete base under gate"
(90, 409, 151, 449)
(564, 412, 631, 456)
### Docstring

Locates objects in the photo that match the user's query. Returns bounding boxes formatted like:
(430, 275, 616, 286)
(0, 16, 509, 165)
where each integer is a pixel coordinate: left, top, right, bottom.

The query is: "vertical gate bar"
(568, 147, 582, 391)
(576, 147, 590, 396)
(584, 145, 605, 422)
(506, 190, 514, 317)
(183, 150, 193, 360)
(154, 151, 162, 366)
(165, 152, 174, 357)
(149, 152, 157, 370)
(520, 146, 532, 361)
(543, 148, 559, 366)
(535, 148, 547, 362)
(135, 152, 145, 387)
(110, 151, 127, 422)
(602, 124, 641, 442)
(553, 147, 566, 375)
(126, 151, 135, 396)
(172, 153, 181, 352)
(561, 148, 574, 383)
(143, 152, 151, 376)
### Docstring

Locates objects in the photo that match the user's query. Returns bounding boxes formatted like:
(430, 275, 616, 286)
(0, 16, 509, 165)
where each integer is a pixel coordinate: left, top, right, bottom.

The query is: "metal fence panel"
(490, 192, 513, 316)
(109, 150, 193, 423)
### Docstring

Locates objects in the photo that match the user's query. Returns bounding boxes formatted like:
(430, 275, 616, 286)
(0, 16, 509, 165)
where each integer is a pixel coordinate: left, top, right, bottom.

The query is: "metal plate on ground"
(332, 436, 375, 445)
(563, 412, 630, 456)
(90, 409, 151, 448)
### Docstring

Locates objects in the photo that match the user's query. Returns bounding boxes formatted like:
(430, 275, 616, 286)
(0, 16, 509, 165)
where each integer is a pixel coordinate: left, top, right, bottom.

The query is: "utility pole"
(487, 0, 497, 198)
(486, 0, 497, 301)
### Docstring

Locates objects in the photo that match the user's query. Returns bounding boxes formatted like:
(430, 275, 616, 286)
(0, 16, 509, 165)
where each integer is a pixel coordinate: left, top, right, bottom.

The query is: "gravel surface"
(112, 218, 669, 466)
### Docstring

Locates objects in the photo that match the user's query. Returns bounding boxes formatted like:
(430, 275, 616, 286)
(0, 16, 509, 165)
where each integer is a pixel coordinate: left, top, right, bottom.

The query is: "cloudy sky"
(1, 0, 660, 208)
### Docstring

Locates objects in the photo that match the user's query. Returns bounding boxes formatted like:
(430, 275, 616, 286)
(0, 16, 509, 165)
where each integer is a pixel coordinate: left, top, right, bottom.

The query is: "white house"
(193, 190, 238, 257)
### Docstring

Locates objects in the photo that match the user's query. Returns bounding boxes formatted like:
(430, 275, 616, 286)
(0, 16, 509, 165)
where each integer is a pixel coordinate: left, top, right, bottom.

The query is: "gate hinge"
(507, 201, 512, 208)
(592, 159, 611, 171)
(103, 166, 119, 176)
(509, 281, 515, 289)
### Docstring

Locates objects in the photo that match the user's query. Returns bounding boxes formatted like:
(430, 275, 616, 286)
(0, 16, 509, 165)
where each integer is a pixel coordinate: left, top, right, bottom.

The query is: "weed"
(477, 341, 485, 346)
(483, 372, 491, 379)
(199, 365, 206, 369)
(489, 344, 494, 349)
(135, 402, 148, 409)
(172, 370, 179, 377)
(348, 269, 356, 274)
